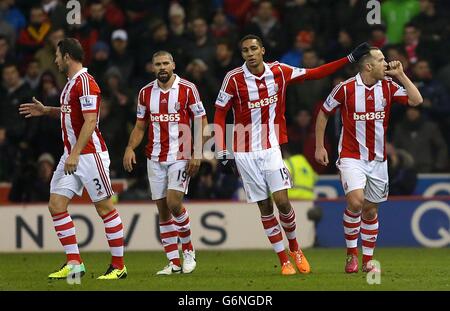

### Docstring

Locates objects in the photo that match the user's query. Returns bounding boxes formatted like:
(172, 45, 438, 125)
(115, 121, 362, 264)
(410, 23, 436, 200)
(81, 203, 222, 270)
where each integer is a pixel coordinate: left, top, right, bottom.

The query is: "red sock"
(361, 216, 379, 264)
(102, 209, 124, 269)
(261, 214, 290, 265)
(173, 207, 193, 252)
(52, 211, 82, 264)
(343, 208, 361, 256)
(160, 218, 181, 267)
(279, 208, 299, 252)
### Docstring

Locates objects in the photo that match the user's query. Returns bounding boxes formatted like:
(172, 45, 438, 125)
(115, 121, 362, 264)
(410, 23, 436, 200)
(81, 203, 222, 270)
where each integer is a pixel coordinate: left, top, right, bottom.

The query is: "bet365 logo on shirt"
(248, 94, 278, 109)
(150, 113, 180, 122)
(353, 111, 385, 121)
(61, 104, 72, 114)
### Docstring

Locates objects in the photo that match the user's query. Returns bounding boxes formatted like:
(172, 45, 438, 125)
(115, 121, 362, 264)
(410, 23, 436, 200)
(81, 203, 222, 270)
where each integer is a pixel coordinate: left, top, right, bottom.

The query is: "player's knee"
(362, 208, 377, 220)
(347, 195, 364, 212)
(94, 198, 114, 216)
(48, 198, 66, 215)
(275, 199, 291, 213)
(167, 200, 182, 215)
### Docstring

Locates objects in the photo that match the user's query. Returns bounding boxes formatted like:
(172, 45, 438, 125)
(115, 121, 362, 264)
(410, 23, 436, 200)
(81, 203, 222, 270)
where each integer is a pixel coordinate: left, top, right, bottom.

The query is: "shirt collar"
(69, 67, 88, 81)
(242, 62, 271, 79)
(153, 74, 180, 90)
(356, 73, 382, 88)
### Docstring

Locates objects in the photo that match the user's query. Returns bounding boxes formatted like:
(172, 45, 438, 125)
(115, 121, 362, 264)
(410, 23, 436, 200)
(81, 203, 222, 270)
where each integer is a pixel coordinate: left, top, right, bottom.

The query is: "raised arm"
(302, 57, 349, 80)
(292, 43, 371, 82)
(386, 61, 423, 106)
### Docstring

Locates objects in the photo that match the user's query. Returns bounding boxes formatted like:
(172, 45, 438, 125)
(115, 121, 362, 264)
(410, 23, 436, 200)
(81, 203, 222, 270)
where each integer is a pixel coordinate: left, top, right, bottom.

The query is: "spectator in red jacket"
(17, 6, 51, 64)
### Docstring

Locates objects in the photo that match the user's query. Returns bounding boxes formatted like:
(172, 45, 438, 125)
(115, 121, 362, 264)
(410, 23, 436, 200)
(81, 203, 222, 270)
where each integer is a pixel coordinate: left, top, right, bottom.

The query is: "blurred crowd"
(0, 0, 449, 202)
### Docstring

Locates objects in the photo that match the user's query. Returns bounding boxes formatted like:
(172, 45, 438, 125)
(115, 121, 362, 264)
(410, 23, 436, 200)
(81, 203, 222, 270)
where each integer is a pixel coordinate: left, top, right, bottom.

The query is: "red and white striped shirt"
(60, 67, 107, 155)
(321, 73, 409, 161)
(214, 61, 307, 152)
(137, 75, 206, 162)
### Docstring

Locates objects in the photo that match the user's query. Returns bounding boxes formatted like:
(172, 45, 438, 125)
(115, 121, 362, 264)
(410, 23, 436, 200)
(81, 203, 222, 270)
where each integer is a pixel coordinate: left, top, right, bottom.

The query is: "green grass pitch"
(1, 248, 449, 291)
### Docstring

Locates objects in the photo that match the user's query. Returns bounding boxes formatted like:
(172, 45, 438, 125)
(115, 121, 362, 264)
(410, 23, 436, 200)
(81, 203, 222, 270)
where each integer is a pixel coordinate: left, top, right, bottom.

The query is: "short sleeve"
(322, 83, 345, 115)
(215, 71, 236, 109)
(279, 63, 307, 84)
(187, 84, 206, 118)
(78, 75, 100, 113)
(136, 87, 148, 121)
(391, 80, 409, 105)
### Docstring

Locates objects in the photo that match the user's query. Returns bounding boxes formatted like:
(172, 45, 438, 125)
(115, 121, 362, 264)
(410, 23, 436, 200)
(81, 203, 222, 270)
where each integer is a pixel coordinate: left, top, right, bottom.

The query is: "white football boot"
(182, 250, 197, 274)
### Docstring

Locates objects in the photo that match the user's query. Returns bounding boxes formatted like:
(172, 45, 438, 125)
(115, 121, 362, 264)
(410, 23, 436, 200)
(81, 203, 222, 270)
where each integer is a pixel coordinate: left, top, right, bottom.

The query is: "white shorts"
(50, 151, 114, 203)
(336, 158, 389, 203)
(235, 147, 292, 203)
(147, 159, 190, 200)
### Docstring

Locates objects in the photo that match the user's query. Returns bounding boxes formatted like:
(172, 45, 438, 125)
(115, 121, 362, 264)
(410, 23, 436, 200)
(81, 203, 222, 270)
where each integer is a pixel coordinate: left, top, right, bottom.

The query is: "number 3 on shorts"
(93, 178, 102, 190)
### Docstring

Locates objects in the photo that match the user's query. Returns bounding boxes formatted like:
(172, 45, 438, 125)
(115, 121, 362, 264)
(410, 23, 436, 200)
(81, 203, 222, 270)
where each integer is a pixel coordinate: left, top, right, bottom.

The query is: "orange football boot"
(281, 261, 296, 275)
(289, 250, 311, 274)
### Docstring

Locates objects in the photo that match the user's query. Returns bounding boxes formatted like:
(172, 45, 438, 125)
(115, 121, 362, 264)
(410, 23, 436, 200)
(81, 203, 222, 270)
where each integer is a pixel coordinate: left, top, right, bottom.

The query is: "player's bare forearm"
(71, 114, 97, 155)
(126, 120, 146, 150)
(396, 72, 423, 106)
(315, 110, 329, 149)
(45, 106, 61, 118)
(315, 110, 330, 166)
(19, 97, 60, 119)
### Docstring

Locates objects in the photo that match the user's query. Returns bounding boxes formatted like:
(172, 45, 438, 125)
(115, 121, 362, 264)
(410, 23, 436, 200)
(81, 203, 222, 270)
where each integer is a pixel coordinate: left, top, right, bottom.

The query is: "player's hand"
(348, 42, 370, 63)
(385, 61, 404, 78)
(186, 159, 201, 177)
(19, 97, 46, 118)
(315, 147, 329, 166)
(64, 153, 79, 175)
(123, 147, 136, 172)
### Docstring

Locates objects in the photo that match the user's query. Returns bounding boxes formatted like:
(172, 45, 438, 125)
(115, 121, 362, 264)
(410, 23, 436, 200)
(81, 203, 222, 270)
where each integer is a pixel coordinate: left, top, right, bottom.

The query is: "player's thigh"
(365, 161, 389, 203)
(147, 159, 168, 200)
(50, 155, 83, 200)
(264, 148, 292, 194)
(167, 160, 189, 195)
(234, 152, 268, 203)
(78, 152, 114, 203)
(336, 158, 367, 195)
